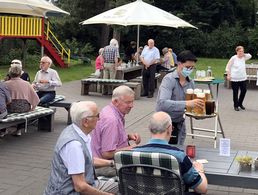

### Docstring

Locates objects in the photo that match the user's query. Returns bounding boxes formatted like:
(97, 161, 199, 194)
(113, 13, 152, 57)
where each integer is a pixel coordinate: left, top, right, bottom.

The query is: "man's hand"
(128, 133, 141, 144)
(186, 99, 205, 109)
(39, 79, 49, 83)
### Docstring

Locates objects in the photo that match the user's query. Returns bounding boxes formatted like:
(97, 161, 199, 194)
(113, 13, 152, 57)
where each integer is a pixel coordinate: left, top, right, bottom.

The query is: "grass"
(0, 57, 254, 82)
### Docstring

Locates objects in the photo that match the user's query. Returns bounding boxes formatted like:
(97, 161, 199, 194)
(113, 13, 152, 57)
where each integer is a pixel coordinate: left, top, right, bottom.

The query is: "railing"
(0, 16, 70, 66)
(0, 16, 42, 36)
(45, 21, 70, 65)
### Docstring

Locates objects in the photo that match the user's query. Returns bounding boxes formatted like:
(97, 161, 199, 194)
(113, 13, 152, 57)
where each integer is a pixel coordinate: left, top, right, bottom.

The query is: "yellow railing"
(45, 21, 70, 65)
(0, 16, 42, 36)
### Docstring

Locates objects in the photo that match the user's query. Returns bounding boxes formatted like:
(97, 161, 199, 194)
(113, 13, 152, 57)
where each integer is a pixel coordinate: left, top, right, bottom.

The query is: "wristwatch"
(110, 160, 115, 167)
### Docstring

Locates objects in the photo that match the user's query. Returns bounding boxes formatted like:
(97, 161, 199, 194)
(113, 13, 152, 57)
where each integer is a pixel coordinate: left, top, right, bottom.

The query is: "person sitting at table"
(5, 64, 40, 136)
(32, 56, 62, 106)
(133, 111, 208, 194)
(134, 46, 143, 64)
(158, 47, 173, 72)
(5, 59, 30, 82)
(156, 50, 205, 145)
(124, 41, 137, 63)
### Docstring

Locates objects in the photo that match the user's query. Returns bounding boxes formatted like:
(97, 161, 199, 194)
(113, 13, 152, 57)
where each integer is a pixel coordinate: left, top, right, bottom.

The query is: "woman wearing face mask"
(156, 50, 205, 145)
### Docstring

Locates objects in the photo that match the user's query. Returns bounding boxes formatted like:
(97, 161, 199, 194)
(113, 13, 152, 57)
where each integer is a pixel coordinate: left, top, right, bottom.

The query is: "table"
(116, 65, 143, 80)
(195, 147, 258, 189)
(186, 79, 225, 148)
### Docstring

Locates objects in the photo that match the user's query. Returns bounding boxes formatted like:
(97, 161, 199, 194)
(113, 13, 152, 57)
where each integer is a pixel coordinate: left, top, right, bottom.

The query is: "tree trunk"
(21, 39, 27, 67)
(100, 0, 110, 47)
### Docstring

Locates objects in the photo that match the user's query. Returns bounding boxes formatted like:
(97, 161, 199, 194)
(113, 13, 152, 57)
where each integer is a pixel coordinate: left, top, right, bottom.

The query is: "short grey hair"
(110, 38, 119, 48)
(149, 112, 172, 134)
(9, 64, 22, 78)
(112, 85, 135, 101)
(70, 101, 97, 126)
(41, 56, 53, 66)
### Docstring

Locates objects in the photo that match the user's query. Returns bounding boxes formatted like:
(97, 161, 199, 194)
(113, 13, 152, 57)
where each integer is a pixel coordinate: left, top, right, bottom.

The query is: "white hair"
(112, 85, 135, 101)
(70, 101, 97, 126)
(11, 59, 22, 68)
(99, 48, 104, 55)
(41, 56, 53, 66)
(9, 64, 22, 78)
(110, 38, 119, 48)
(149, 112, 172, 134)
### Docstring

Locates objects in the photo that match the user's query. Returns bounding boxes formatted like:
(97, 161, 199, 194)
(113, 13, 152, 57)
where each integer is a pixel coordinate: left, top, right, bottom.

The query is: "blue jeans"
(37, 91, 56, 105)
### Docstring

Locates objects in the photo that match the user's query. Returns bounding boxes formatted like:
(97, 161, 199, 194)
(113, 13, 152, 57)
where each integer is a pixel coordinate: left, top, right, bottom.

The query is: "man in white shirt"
(44, 101, 118, 195)
(32, 56, 62, 106)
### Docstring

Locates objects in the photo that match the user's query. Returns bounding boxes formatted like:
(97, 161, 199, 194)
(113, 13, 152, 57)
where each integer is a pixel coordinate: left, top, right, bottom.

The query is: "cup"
(186, 145, 196, 158)
(186, 88, 194, 113)
(193, 88, 202, 99)
(205, 100, 215, 115)
(203, 89, 211, 101)
(193, 92, 206, 115)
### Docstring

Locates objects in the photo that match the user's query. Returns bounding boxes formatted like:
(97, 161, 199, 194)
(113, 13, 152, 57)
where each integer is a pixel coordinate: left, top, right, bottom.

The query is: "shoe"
(147, 93, 153, 98)
(0, 130, 6, 138)
(141, 93, 148, 97)
(12, 129, 21, 137)
(239, 105, 246, 110)
(234, 107, 239, 111)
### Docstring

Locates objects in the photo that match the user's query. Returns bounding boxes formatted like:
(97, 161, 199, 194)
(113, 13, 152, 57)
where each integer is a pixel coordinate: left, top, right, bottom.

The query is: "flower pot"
(239, 163, 252, 172)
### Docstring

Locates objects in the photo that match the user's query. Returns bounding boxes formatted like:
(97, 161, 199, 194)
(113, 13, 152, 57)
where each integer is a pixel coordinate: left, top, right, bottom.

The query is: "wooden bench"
(81, 78, 141, 99)
(0, 106, 55, 133)
(224, 73, 258, 89)
(48, 95, 72, 125)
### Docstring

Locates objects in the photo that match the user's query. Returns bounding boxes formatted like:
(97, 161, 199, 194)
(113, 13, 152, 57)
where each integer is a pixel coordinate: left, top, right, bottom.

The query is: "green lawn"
(0, 57, 254, 82)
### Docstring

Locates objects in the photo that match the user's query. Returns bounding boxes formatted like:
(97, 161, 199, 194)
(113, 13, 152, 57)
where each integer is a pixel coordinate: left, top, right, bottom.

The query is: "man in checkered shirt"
(102, 38, 120, 94)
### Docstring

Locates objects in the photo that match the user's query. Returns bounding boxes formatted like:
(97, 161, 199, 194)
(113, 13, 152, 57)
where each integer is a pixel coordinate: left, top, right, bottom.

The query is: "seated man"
(44, 101, 118, 195)
(32, 56, 62, 106)
(134, 111, 208, 194)
(91, 85, 141, 176)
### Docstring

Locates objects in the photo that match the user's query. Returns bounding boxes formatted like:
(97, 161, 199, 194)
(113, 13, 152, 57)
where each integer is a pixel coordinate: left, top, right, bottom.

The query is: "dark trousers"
(37, 91, 56, 105)
(231, 80, 247, 108)
(142, 64, 157, 95)
(169, 122, 180, 144)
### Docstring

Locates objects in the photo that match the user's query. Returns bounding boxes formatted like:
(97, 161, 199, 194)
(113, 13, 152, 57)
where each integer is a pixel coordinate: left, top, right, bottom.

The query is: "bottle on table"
(207, 66, 212, 77)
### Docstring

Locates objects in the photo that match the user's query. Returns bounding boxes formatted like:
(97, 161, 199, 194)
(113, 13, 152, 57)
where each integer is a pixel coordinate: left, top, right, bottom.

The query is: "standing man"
(32, 56, 62, 106)
(102, 38, 120, 94)
(91, 85, 141, 176)
(44, 101, 118, 195)
(134, 112, 208, 194)
(156, 50, 204, 145)
(140, 39, 160, 98)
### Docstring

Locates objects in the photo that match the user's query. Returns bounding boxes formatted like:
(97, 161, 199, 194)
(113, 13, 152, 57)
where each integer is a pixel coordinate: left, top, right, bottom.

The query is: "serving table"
(186, 79, 225, 148)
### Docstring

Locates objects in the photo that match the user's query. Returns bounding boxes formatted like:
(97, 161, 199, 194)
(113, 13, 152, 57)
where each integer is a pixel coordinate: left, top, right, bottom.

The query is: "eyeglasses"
(11, 61, 21, 65)
(40, 61, 49, 64)
(87, 113, 100, 119)
(184, 66, 195, 70)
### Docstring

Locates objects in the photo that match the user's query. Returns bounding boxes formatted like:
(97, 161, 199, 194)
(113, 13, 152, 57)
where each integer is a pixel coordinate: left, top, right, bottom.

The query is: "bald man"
(134, 112, 208, 194)
(140, 39, 160, 98)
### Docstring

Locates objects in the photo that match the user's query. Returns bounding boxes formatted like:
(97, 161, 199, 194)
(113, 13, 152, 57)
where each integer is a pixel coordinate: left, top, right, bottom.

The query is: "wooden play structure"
(0, 15, 70, 67)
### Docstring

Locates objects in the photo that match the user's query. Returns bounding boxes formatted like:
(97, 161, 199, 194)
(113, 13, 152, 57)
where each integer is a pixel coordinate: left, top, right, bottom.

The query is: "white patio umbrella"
(0, 0, 69, 17)
(80, 0, 197, 50)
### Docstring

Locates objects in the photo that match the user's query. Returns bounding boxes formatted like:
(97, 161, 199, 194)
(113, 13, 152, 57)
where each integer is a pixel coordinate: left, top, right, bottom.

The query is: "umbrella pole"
(136, 25, 140, 64)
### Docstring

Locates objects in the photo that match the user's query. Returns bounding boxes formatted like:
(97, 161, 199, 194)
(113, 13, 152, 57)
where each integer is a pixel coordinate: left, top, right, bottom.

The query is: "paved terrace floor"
(0, 80, 258, 195)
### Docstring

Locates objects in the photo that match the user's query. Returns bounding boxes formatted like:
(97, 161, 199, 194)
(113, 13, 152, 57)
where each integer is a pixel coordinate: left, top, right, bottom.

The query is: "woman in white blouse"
(226, 46, 252, 111)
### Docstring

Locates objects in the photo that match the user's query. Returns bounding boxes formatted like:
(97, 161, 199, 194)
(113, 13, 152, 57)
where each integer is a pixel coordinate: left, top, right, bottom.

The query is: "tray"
(185, 112, 217, 119)
(194, 77, 215, 82)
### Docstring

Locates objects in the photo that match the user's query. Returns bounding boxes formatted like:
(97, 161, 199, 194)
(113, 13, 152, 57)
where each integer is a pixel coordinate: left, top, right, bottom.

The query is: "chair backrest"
(114, 151, 184, 195)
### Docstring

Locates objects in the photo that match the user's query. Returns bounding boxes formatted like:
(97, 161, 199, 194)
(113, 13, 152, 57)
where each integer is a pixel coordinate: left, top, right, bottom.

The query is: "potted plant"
(236, 156, 253, 171)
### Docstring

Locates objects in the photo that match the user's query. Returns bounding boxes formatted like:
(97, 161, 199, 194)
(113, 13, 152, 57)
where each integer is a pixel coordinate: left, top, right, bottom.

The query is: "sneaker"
(12, 129, 21, 137)
(0, 130, 6, 138)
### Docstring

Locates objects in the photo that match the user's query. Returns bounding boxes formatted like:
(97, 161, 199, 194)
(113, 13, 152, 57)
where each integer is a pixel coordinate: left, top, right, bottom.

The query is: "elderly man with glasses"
(44, 101, 118, 195)
(156, 50, 205, 145)
(32, 56, 62, 106)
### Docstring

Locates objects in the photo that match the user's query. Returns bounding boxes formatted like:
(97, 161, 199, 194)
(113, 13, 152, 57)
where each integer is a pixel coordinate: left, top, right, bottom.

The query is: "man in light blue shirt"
(156, 50, 204, 145)
(140, 39, 160, 98)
